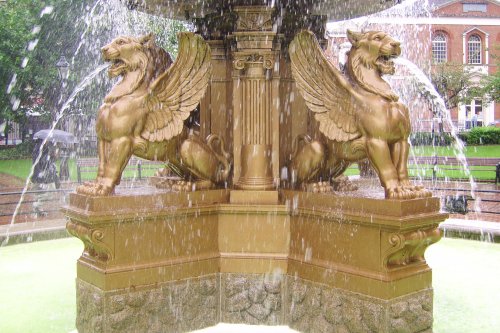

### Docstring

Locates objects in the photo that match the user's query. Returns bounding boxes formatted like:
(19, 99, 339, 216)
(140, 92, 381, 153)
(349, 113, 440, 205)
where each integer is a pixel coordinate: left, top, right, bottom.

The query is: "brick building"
(326, 0, 500, 132)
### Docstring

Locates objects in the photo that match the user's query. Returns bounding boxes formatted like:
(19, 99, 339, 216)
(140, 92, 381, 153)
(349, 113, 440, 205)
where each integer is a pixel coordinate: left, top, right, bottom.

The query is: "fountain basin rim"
(129, 0, 403, 22)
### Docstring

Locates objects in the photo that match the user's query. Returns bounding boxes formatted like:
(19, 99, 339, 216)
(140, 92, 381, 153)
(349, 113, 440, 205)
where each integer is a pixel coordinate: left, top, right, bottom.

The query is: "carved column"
(231, 6, 280, 191)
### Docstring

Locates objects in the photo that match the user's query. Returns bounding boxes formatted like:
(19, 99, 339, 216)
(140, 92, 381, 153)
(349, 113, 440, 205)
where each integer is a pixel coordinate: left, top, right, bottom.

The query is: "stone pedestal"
(64, 188, 445, 333)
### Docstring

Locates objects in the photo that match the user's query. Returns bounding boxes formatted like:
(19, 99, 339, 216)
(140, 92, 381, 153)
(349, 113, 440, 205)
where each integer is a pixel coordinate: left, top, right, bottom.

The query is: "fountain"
(63, 1, 447, 332)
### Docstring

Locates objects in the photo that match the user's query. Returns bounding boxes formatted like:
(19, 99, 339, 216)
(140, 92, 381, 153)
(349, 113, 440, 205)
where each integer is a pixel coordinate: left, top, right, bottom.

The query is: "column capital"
(233, 51, 276, 71)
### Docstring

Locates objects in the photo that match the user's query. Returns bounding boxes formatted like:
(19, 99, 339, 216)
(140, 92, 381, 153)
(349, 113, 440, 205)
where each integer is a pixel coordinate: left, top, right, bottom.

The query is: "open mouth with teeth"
(106, 57, 128, 77)
(376, 53, 399, 74)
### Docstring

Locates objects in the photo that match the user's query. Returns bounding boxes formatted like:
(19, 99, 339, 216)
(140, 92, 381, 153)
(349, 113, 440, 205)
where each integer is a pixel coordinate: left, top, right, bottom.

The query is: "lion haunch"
(77, 33, 230, 196)
(289, 30, 431, 200)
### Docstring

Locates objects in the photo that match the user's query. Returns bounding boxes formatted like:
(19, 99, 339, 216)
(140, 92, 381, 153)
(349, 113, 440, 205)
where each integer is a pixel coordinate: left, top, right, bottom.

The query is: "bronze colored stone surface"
(76, 32, 231, 196)
(289, 30, 432, 200)
(66, 188, 445, 331)
(67, 3, 446, 331)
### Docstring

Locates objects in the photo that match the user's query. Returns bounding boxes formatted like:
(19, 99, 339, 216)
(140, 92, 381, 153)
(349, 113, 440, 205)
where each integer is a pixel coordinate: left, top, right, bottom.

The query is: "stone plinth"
(64, 188, 445, 333)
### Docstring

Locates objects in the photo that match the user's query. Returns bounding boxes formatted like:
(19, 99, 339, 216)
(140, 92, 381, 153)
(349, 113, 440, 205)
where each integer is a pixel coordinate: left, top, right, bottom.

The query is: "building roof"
(362, 0, 499, 18)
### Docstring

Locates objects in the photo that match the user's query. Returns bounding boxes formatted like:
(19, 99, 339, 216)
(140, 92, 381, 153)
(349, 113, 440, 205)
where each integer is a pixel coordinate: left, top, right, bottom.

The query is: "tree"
(0, 0, 190, 144)
(481, 70, 500, 103)
(0, 0, 50, 142)
(430, 63, 485, 110)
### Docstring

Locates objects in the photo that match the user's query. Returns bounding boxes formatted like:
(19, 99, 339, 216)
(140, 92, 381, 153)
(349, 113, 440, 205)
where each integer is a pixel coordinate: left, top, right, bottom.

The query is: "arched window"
(432, 33, 447, 63)
(468, 35, 482, 64)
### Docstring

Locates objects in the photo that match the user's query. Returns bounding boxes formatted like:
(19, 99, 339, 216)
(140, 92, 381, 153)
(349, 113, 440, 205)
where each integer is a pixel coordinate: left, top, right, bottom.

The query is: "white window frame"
(432, 33, 447, 63)
(468, 35, 482, 64)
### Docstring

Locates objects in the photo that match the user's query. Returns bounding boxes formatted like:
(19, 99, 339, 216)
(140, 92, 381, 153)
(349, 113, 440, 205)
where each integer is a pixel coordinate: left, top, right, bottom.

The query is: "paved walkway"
(0, 218, 68, 245)
(440, 218, 500, 242)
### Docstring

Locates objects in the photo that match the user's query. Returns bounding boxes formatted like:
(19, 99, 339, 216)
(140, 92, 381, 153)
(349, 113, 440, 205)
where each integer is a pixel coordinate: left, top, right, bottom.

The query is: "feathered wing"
(289, 30, 360, 142)
(142, 32, 211, 142)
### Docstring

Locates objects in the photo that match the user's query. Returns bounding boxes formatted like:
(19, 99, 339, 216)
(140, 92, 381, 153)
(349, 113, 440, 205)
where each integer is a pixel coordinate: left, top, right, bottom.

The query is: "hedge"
(410, 132, 454, 146)
(0, 141, 34, 160)
(459, 126, 500, 145)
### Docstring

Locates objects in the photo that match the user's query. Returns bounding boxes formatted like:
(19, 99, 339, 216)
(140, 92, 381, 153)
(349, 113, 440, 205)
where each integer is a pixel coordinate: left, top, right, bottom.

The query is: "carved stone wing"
(289, 30, 360, 142)
(142, 32, 211, 142)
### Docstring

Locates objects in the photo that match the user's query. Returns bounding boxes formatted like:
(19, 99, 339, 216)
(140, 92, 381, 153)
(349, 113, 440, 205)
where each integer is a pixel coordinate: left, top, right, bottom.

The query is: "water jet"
(64, 1, 447, 332)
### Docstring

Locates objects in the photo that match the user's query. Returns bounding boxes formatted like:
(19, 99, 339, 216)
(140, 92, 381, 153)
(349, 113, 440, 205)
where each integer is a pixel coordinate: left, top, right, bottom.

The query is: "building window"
(468, 35, 482, 64)
(432, 33, 447, 63)
(463, 3, 487, 12)
(465, 99, 483, 128)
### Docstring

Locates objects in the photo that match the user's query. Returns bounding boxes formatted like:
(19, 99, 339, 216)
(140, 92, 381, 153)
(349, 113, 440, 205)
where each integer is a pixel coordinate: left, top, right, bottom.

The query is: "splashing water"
(1, 64, 109, 247)
(394, 57, 477, 200)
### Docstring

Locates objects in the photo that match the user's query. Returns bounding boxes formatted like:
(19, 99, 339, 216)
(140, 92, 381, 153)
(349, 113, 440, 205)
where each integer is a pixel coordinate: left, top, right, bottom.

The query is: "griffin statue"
(77, 32, 230, 196)
(289, 30, 431, 200)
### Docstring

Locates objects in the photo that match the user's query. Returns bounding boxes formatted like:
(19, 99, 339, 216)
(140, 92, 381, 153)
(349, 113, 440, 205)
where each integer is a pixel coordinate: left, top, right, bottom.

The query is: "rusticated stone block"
(286, 277, 433, 333)
(76, 280, 104, 333)
(221, 273, 284, 325)
(76, 275, 219, 333)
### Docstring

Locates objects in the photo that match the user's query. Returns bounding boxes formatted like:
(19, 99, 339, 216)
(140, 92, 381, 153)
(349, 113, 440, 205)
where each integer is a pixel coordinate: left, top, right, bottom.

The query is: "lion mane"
(345, 30, 400, 102)
(103, 34, 173, 102)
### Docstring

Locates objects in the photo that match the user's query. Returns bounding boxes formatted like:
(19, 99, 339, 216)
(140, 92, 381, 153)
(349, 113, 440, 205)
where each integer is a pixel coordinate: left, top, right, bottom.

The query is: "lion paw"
(155, 179, 214, 192)
(400, 181, 433, 199)
(303, 181, 333, 193)
(76, 182, 114, 196)
(332, 175, 358, 192)
(385, 186, 415, 200)
(385, 183, 433, 200)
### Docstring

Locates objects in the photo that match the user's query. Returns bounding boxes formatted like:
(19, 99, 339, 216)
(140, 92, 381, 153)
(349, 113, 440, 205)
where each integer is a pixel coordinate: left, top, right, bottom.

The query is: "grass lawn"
(411, 145, 500, 158)
(0, 145, 497, 183)
(0, 159, 161, 183)
(0, 159, 33, 180)
(0, 237, 498, 332)
(408, 164, 495, 181)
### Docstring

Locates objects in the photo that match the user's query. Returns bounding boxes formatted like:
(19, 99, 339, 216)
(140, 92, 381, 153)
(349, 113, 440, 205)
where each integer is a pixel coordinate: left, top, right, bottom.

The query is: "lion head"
(345, 30, 401, 101)
(101, 34, 172, 101)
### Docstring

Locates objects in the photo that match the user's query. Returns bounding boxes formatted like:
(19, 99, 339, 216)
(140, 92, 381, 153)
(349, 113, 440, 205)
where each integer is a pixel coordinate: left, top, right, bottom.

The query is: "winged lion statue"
(77, 32, 230, 196)
(288, 30, 431, 200)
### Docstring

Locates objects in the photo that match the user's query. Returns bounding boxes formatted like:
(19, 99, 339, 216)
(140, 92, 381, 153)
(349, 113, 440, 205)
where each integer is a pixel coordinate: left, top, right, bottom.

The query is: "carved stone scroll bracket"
(233, 52, 276, 75)
(383, 228, 442, 269)
(67, 220, 113, 262)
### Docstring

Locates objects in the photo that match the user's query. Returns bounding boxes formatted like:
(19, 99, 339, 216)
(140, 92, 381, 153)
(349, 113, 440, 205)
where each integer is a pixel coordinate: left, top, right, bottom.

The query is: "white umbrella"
(33, 129, 78, 144)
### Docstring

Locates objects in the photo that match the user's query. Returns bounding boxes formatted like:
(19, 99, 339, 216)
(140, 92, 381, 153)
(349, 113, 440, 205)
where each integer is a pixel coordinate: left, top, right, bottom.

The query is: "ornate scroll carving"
(67, 220, 113, 261)
(383, 228, 442, 268)
(233, 53, 276, 71)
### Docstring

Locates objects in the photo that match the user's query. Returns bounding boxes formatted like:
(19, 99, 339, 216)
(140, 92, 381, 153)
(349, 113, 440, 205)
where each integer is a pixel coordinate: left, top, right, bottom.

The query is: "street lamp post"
(55, 55, 70, 82)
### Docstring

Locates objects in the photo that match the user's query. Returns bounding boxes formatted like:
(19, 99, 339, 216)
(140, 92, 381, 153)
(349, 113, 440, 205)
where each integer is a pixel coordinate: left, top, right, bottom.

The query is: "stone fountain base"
(64, 188, 445, 333)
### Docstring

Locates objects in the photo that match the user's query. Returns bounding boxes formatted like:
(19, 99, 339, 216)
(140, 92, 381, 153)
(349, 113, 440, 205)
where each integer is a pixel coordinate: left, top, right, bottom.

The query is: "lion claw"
(76, 182, 114, 196)
(385, 183, 433, 200)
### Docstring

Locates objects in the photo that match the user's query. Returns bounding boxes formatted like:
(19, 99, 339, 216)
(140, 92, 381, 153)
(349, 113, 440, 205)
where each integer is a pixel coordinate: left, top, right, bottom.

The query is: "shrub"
(460, 126, 500, 145)
(410, 132, 454, 146)
(0, 141, 34, 160)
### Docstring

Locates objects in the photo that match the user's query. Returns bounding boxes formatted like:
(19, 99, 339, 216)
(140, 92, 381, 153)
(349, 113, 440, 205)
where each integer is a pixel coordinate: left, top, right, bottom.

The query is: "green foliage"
(410, 132, 454, 146)
(0, 0, 190, 141)
(462, 126, 500, 145)
(0, 141, 34, 160)
(430, 63, 486, 109)
(0, 0, 49, 129)
(480, 70, 500, 103)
